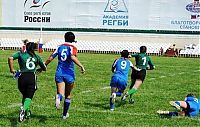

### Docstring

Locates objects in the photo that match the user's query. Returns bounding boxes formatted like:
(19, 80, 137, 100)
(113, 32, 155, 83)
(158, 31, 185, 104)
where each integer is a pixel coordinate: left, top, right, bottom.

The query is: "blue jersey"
(112, 58, 133, 82)
(185, 96, 200, 117)
(51, 43, 77, 79)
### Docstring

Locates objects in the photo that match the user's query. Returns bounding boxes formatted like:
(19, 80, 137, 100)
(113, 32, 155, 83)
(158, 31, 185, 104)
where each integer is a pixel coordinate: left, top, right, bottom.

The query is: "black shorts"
(131, 69, 146, 82)
(18, 72, 37, 99)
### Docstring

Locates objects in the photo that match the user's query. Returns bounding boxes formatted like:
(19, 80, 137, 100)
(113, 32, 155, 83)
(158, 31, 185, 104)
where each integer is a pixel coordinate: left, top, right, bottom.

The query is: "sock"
(110, 97, 114, 109)
(169, 112, 178, 117)
(115, 92, 122, 97)
(23, 98, 32, 111)
(127, 88, 137, 96)
(58, 94, 63, 101)
(63, 98, 71, 116)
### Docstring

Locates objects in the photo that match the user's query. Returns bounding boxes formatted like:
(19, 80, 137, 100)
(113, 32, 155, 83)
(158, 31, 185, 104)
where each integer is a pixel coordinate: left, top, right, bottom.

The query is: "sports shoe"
(63, 113, 69, 120)
(169, 101, 181, 110)
(55, 95, 60, 109)
(129, 98, 134, 104)
(19, 106, 25, 122)
(121, 92, 128, 102)
(25, 110, 31, 119)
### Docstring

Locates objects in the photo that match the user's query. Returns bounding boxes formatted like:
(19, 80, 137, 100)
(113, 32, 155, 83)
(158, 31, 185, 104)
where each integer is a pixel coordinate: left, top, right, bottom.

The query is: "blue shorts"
(110, 76, 127, 91)
(55, 74, 75, 84)
(186, 100, 199, 117)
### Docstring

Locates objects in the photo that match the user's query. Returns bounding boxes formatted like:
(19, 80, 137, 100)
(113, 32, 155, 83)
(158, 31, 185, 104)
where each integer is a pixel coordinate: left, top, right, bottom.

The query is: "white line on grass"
(7, 103, 21, 108)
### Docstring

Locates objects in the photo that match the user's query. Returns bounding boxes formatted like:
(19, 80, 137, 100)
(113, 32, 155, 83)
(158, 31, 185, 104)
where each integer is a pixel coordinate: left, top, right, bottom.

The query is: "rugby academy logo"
(24, 0, 50, 8)
(104, 0, 128, 13)
(102, 0, 129, 26)
(185, 0, 200, 19)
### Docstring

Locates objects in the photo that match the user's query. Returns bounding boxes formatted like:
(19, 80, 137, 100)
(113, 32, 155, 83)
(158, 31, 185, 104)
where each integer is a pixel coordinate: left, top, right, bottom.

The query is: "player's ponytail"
(26, 42, 39, 63)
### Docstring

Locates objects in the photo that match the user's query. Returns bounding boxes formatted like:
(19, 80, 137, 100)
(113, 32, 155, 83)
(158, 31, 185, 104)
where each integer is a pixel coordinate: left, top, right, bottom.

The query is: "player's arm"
(8, 57, 15, 74)
(45, 56, 54, 66)
(147, 57, 155, 70)
(130, 61, 141, 71)
(45, 48, 58, 66)
(8, 52, 19, 74)
(37, 56, 47, 71)
(36, 50, 56, 73)
(71, 55, 85, 73)
(111, 59, 117, 73)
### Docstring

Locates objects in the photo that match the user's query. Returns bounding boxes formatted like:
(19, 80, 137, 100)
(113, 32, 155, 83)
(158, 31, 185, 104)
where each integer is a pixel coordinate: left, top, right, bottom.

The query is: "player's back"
(55, 44, 74, 76)
(132, 53, 153, 70)
(13, 51, 41, 72)
(113, 58, 133, 81)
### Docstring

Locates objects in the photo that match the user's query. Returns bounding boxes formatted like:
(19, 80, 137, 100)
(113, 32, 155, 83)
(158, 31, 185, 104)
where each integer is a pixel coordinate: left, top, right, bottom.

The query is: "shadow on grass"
(0, 111, 18, 127)
(83, 98, 127, 110)
(0, 111, 58, 126)
(84, 102, 109, 110)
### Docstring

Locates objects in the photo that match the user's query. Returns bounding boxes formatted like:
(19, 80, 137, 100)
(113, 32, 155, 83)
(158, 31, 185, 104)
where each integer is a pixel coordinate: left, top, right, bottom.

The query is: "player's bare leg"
(56, 82, 65, 109)
(169, 101, 187, 110)
(122, 79, 142, 102)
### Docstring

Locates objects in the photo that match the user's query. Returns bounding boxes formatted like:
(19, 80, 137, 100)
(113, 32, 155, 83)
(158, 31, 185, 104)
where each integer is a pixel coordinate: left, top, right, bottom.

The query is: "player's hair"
(26, 42, 38, 62)
(186, 93, 195, 97)
(140, 46, 147, 53)
(64, 32, 75, 42)
(22, 39, 29, 45)
(121, 50, 129, 58)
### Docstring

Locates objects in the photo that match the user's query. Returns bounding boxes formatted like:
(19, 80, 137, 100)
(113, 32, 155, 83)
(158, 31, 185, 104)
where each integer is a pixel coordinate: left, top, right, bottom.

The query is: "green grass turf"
(0, 50, 199, 127)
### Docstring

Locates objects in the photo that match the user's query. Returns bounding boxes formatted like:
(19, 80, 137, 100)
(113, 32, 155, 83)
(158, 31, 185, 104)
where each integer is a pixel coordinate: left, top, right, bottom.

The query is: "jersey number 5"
(61, 49, 68, 61)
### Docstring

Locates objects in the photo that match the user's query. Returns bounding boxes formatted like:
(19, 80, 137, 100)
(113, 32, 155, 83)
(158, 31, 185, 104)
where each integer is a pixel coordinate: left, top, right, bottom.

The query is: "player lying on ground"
(121, 46, 155, 103)
(109, 50, 140, 111)
(157, 93, 200, 118)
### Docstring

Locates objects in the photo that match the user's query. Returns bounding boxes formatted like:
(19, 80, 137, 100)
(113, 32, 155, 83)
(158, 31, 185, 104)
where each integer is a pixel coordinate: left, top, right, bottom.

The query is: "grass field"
(0, 50, 199, 127)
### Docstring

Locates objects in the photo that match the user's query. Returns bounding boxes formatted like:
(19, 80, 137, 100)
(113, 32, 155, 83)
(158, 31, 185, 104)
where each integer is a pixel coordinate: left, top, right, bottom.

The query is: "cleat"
(111, 93, 116, 104)
(157, 110, 169, 115)
(169, 101, 181, 110)
(19, 106, 25, 122)
(55, 95, 60, 110)
(121, 93, 128, 102)
(129, 98, 134, 104)
(110, 108, 114, 111)
(25, 110, 31, 119)
(63, 113, 69, 120)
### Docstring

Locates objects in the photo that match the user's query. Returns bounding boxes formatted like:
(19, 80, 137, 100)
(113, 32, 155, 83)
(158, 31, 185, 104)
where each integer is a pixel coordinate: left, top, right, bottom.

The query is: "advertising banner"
(1, 0, 200, 31)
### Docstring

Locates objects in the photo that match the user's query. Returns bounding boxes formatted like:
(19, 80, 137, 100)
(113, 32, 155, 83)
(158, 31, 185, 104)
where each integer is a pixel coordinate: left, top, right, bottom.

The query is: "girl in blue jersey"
(157, 93, 200, 118)
(44, 32, 85, 119)
(109, 50, 139, 111)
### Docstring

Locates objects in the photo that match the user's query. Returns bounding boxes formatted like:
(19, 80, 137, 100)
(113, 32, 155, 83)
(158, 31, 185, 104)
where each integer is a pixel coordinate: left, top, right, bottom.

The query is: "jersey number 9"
(121, 61, 127, 69)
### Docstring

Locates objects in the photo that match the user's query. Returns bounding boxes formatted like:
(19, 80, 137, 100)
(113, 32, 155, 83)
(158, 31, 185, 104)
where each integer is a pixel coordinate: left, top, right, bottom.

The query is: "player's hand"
(10, 69, 16, 74)
(80, 66, 85, 74)
(133, 66, 141, 71)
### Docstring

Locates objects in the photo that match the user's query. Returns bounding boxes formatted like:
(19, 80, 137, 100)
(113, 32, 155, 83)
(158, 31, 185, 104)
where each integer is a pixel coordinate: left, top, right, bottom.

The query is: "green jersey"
(12, 51, 46, 72)
(131, 53, 154, 70)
